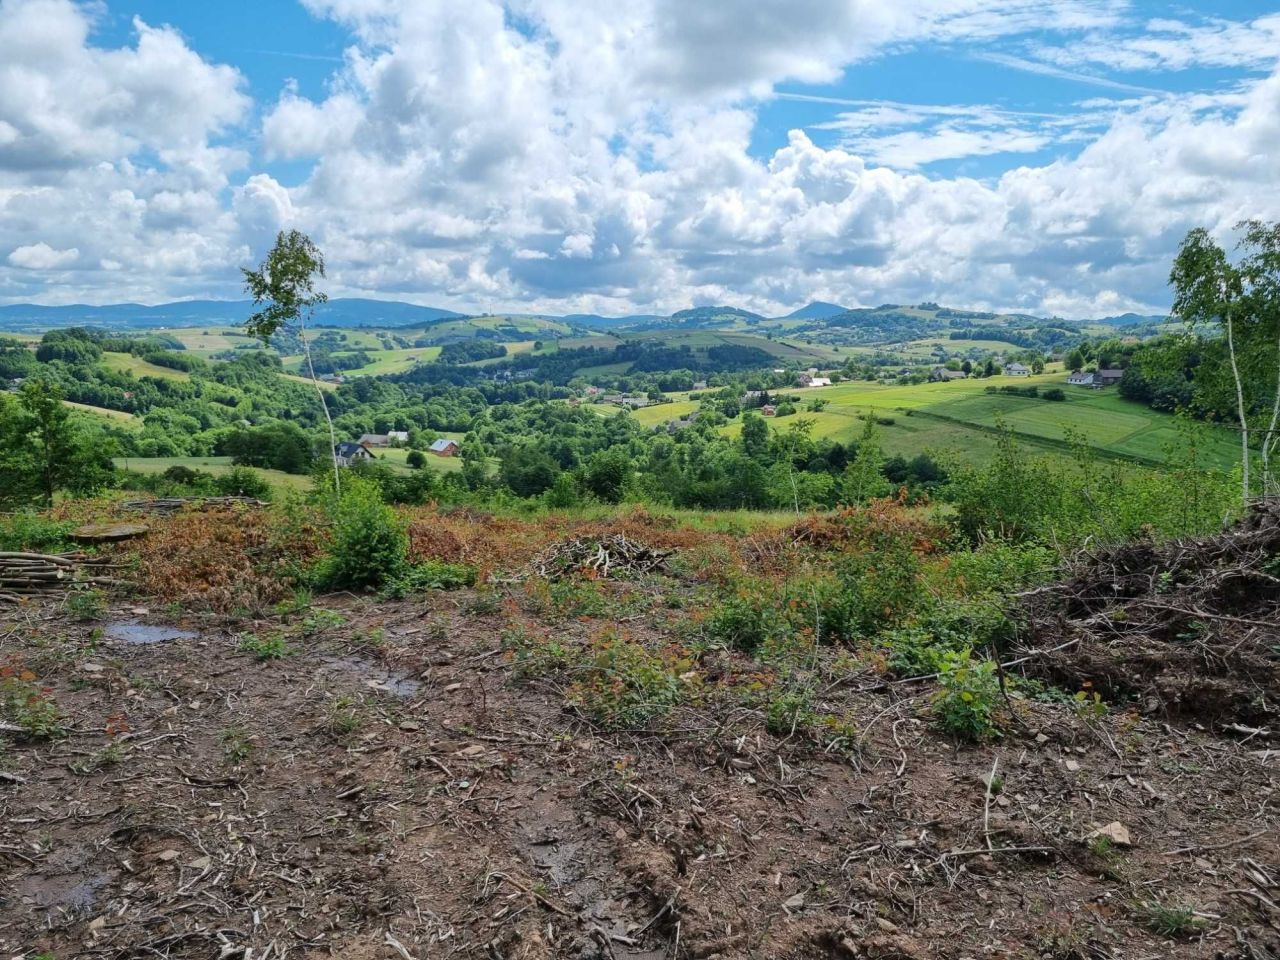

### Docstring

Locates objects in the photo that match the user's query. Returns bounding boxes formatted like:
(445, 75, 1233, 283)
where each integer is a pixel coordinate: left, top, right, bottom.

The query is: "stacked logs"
(0, 552, 124, 604)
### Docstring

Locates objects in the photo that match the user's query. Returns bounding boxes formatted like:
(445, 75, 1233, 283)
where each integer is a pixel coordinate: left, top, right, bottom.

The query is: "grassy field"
(162, 326, 253, 357)
(281, 373, 338, 391)
(65, 400, 140, 426)
(102, 352, 192, 382)
(376, 446, 465, 473)
(613, 372, 1240, 469)
(112, 456, 314, 491)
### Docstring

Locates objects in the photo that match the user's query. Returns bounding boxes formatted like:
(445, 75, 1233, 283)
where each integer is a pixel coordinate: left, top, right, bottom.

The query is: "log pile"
(0, 552, 125, 604)
(529, 534, 674, 580)
(121, 496, 269, 514)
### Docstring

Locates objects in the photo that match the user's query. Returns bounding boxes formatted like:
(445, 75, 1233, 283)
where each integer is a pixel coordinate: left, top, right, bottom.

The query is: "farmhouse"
(429, 438, 461, 457)
(387, 430, 410, 444)
(358, 433, 390, 447)
(1004, 362, 1031, 377)
(761, 404, 777, 417)
(1067, 370, 1098, 387)
(799, 373, 832, 387)
(667, 418, 695, 433)
(621, 396, 652, 409)
(334, 441, 374, 467)
(929, 366, 966, 382)
(1096, 368, 1124, 386)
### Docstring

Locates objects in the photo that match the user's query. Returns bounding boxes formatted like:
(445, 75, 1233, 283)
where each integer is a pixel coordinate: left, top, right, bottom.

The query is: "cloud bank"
(1, 0, 1278, 317)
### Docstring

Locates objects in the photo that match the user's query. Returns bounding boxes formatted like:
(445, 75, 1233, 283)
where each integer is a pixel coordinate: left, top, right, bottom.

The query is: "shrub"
(65, 588, 107, 622)
(0, 512, 75, 552)
(0, 665, 62, 738)
(381, 559, 476, 599)
(317, 475, 408, 589)
(406, 450, 426, 469)
(163, 464, 201, 484)
(238, 631, 292, 660)
(214, 467, 272, 500)
(703, 580, 792, 653)
(1043, 388, 1066, 402)
(932, 649, 1001, 740)
(567, 631, 698, 729)
(764, 681, 817, 735)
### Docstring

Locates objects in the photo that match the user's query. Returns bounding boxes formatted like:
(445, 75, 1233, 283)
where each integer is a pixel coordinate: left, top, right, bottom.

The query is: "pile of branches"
(527, 534, 674, 580)
(122, 496, 269, 514)
(1018, 500, 1280, 723)
(0, 552, 125, 604)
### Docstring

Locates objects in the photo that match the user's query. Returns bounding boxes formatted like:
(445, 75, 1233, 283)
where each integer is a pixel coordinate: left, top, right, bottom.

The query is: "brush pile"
(0, 552, 124, 603)
(1018, 500, 1280, 724)
(528, 534, 674, 580)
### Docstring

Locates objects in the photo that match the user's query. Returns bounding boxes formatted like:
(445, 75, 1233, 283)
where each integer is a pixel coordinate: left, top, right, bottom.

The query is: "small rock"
(875, 917, 899, 933)
(130, 607, 150, 615)
(81, 662, 104, 673)
(1034, 733, 1049, 745)
(88, 915, 106, 935)
(157, 849, 180, 862)
(615, 827, 627, 840)
(444, 682, 462, 693)
(783, 892, 806, 911)
(399, 720, 421, 732)
(1085, 821, 1132, 848)
(457, 744, 486, 757)
(187, 856, 211, 870)
(1064, 759, 1081, 772)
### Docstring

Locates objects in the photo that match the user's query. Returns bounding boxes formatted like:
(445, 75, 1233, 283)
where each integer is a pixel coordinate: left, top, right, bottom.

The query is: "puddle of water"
(322, 656, 422, 698)
(105, 621, 197, 645)
(17, 869, 114, 918)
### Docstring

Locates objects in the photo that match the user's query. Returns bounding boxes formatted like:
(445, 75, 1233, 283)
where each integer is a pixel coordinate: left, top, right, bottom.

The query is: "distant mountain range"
(0, 297, 1169, 333)
(0, 298, 463, 330)
(785, 301, 847, 320)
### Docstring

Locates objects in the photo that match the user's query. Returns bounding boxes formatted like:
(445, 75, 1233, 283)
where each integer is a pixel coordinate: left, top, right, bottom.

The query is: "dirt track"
(2, 582, 1277, 959)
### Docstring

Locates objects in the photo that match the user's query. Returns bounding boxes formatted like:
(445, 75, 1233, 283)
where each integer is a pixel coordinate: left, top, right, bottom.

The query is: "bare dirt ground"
(1, 510, 1278, 959)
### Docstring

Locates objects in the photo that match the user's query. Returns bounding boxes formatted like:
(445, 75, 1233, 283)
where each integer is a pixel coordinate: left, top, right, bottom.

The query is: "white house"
(1004, 363, 1031, 377)
(334, 441, 374, 467)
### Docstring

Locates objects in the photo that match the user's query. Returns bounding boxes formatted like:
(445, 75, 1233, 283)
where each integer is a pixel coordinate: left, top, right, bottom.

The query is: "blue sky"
(2, 0, 1279, 317)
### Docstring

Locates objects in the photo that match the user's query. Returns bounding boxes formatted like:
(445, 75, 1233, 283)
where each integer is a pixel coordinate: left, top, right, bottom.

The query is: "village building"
(334, 441, 374, 467)
(358, 433, 390, 447)
(1004, 362, 1031, 377)
(429, 438, 461, 457)
(761, 404, 777, 417)
(929, 366, 966, 382)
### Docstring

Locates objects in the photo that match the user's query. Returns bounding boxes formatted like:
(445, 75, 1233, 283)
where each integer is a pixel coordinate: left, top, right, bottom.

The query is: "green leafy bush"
(381, 559, 476, 598)
(214, 466, 272, 500)
(0, 512, 75, 552)
(317, 474, 407, 589)
(238, 631, 292, 660)
(703, 580, 792, 653)
(932, 649, 1001, 741)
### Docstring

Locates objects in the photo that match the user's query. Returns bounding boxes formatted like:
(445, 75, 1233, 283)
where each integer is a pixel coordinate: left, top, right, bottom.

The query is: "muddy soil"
(1, 587, 1277, 959)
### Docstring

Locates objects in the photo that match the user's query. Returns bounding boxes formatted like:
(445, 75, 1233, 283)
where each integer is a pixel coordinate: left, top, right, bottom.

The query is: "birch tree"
(242, 230, 341, 491)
